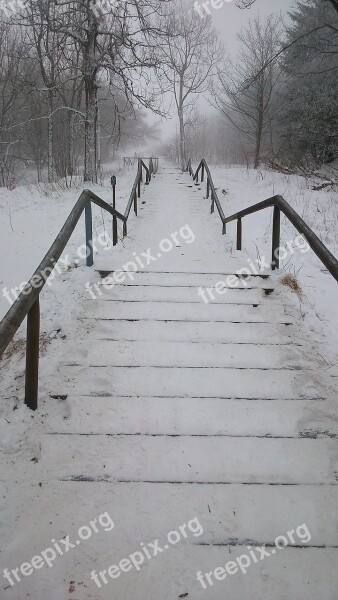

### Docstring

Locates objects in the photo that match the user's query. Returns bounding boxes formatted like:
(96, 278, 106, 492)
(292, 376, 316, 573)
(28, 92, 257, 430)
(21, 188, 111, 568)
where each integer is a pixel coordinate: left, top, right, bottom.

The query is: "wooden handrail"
(187, 159, 226, 231)
(123, 159, 150, 234)
(0, 158, 158, 409)
(186, 158, 338, 280)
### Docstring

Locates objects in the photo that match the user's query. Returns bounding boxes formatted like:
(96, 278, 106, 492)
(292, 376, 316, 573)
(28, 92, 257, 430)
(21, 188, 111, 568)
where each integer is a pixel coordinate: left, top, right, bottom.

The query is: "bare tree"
(211, 15, 283, 168)
(38, 0, 165, 182)
(159, 1, 222, 169)
(0, 23, 27, 187)
(236, 0, 338, 13)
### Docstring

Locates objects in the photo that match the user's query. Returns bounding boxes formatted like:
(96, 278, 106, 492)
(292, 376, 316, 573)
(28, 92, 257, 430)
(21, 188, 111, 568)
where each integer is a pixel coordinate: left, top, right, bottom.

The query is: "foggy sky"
(148, 0, 296, 145)
(210, 0, 295, 52)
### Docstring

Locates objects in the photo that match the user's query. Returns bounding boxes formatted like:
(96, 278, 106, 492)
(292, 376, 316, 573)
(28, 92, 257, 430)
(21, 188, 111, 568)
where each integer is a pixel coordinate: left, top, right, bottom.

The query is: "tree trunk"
(47, 92, 55, 183)
(67, 111, 74, 178)
(254, 89, 264, 169)
(84, 79, 98, 182)
(84, 8, 98, 183)
(178, 73, 186, 171)
(254, 122, 263, 169)
(96, 103, 101, 180)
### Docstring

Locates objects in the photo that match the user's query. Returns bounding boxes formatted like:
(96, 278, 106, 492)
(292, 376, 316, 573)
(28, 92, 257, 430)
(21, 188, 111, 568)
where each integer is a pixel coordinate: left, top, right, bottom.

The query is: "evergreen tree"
(280, 0, 338, 165)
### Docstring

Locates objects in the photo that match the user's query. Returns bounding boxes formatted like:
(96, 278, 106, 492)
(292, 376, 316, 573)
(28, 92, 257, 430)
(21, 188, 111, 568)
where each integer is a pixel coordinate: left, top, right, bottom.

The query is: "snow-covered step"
(56, 365, 330, 399)
(3, 481, 337, 552)
(3, 543, 337, 600)
(93, 319, 299, 344)
(93, 270, 272, 288)
(63, 340, 314, 369)
(50, 397, 338, 438)
(87, 284, 275, 304)
(41, 435, 338, 485)
(87, 300, 291, 323)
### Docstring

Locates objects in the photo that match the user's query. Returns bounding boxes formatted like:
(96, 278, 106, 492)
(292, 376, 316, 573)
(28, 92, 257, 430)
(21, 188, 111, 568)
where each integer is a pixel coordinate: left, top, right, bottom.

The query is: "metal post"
(85, 201, 93, 266)
(138, 180, 141, 198)
(272, 205, 281, 270)
(25, 297, 40, 411)
(222, 222, 226, 235)
(211, 192, 215, 214)
(206, 180, 210, 199)
(201, 164, 204, 182)
(237, 218, 242, 251)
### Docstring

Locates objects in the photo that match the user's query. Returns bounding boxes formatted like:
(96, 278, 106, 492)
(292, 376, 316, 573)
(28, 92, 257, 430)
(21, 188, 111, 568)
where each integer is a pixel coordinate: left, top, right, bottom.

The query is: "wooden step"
(87, 300, 290, 323)
(54, 365, 330, 399)
(41, 435, 338, 485)
(49, 396, 338, 438)
(63, 340, 315, 369)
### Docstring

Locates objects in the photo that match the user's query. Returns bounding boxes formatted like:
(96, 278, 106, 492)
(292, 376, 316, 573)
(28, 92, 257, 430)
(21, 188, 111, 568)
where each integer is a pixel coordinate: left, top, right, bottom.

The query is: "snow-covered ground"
(0, 162, 139, 384)
(209, 165, 338, 365)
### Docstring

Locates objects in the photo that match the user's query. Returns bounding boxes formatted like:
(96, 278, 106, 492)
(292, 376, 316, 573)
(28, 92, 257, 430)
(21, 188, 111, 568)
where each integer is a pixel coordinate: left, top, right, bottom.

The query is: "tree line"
(0, 0, 337, 187)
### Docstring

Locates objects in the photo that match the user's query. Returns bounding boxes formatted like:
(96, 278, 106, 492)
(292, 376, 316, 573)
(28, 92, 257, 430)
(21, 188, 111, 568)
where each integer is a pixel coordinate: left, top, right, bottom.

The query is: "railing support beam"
(25, 297, 40, 411)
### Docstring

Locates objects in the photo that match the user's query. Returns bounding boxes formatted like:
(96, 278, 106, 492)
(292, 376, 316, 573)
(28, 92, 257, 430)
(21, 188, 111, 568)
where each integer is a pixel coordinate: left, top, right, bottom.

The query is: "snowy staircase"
(7, 165, 338, 599)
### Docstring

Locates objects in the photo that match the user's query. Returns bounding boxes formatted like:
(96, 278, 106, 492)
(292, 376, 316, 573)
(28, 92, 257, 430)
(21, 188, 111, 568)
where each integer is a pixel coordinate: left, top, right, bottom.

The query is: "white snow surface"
(0, 161, 337, 599)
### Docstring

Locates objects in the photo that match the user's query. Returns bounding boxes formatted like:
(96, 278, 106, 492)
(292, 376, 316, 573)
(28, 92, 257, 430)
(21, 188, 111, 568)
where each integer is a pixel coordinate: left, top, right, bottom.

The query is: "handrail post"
(25, 297, 40, 411)
(112, 214, 118, 246)
(206, 179, 210, 199)
(134, 189, 137, 215)
(211, 192, 215, 214)
(272, 205, 281, 270)
(237, 218, 242, 250)
(138, 179, 141, 198)
(112, 182, 118, 246)
(201, 164, 204, 182)
(85, 201, 93, 266)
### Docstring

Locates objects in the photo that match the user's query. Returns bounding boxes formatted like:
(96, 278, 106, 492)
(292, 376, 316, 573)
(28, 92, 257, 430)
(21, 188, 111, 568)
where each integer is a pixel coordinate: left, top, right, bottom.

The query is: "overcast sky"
(210, 0, 295, 51)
